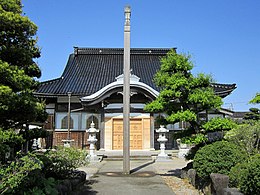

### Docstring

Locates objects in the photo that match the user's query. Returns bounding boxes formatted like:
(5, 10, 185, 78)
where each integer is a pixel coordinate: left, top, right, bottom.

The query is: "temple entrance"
(112, 119, 143, 150)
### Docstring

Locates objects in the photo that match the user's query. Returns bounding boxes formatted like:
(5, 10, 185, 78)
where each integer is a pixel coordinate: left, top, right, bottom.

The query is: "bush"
(0, 128, 24, 163)
(181, 133, 207, 145)
(0, 153, 44, 194)
(230, 154, 260, 195)
(0, 147, 87, 194)
(229, 161, 248, 188)
(224, 120, 260, 155)
(202, 117, 237, 132)
(193, 141, 247, 181)
(42, 147, 88, 179)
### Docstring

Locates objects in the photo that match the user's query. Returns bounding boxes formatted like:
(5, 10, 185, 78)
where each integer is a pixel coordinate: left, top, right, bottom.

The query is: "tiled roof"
(210, 83, 237, 98)
(233, 111, 249, 119)
(35, 48, 236, 98)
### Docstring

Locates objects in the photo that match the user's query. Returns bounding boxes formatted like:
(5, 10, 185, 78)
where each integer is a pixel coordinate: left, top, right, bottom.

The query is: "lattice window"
(61, 116, 74, 129)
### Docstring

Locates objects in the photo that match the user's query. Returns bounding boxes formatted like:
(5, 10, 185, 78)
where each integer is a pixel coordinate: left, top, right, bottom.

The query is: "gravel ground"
(162, 175, 200, 195)
(153, 158, 200, 195)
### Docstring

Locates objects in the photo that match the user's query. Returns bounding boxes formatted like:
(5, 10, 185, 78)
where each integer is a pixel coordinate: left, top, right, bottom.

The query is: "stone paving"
(75, 158, 199, 195)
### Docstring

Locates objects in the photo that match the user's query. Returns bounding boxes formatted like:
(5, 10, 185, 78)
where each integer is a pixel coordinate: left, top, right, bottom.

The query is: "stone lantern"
(156, 125, 169, 159)
(86, 121, 100, 161)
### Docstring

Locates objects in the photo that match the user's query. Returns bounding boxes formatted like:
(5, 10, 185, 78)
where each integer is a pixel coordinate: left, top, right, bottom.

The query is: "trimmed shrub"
(193, 141, 247, 181)
(229, 161, 248, 188)
(42, 147, 88, 179)
(233, 154, 260, 195)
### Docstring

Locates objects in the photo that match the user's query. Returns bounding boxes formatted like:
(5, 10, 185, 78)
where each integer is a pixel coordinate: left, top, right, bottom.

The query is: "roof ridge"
(210, 83, 236, 88)
(73, 47, 175, 55)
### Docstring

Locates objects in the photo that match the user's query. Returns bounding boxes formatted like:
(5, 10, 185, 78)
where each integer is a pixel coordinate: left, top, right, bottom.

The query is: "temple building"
(35, 47, 236, 150)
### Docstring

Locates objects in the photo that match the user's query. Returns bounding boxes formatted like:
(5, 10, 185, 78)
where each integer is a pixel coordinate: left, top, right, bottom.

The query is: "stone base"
(178, 148, 190, 158)
(156, 155, 171, 162)
(86, 155, 101, 162)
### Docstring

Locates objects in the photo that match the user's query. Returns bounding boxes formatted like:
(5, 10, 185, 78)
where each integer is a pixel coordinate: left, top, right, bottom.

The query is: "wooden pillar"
(123, 5, 131, 174)
(67, 92, 72, 140)
(100, 107, 105, 150)
(150, 113, 155, 150)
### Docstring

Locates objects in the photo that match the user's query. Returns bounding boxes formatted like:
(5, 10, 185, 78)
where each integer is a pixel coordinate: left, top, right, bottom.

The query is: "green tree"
(250, 93, 260, 104)
(144, 50, 222, 132)
(202, 117, 237, 132)
(244, 93, 260, 120)
(224, 120, 260, 155)
(0, 0, 47, 154)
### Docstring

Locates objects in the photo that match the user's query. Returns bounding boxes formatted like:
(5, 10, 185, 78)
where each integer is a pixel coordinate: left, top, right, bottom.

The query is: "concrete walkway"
(75, 158, 190, 195)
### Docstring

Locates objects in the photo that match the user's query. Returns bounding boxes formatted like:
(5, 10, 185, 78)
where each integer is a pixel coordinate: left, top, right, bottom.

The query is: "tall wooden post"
(67, 92, 72, 140)
(123, 5, 131, 174)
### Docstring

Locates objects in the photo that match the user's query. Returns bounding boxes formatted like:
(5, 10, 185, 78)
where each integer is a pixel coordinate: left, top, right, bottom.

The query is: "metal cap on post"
(123, 5, 131, 174)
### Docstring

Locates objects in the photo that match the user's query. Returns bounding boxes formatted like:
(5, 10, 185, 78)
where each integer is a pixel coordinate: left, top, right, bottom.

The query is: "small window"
(61, 116, 74, 129)
(86, 116, 99, 129)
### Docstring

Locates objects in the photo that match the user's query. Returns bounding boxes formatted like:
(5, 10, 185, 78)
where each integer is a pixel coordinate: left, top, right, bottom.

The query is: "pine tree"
(144, 50, 223, 132)
(0, 0, 47, 129)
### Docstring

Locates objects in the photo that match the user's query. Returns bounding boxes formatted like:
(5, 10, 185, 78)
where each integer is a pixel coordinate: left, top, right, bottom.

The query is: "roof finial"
(124, 5, 131, 26)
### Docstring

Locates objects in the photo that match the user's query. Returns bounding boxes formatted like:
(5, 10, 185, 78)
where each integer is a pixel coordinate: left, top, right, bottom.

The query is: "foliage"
(0, 0, 48, 162)
(229, 161, 248, 188)
(144, 50, 222, 132)
(237, 154, 260, 195)
(41, 147, 88, 179)
(0, 152, 43, 194)
(23, 177, 58, 195)
(0, 128, 24, 163)
(181, 133, 207, 145)
(0, 0, 47, 129)
(193, 141, 247, 181)
(0, 128, 24, 147)
(202, 117, 237, 132)
(249, 93, 260, 104)
(0, 147, 91, 194)
(244, 107, 260, 120)
(224, 120, 260, 155)
(0, 152, 59, 194)
(244, 92, 260, 120)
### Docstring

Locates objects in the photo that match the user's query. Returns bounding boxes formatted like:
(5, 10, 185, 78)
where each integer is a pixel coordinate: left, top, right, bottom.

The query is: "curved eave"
(80, 80, 159, 105)
(215, 90, 235, 98)
(211, 83, 237, 98)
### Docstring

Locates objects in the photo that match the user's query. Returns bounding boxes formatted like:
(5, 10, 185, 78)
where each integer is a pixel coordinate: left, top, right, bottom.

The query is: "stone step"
(102, 156, 153, 161)
(96, 150, 179, 161)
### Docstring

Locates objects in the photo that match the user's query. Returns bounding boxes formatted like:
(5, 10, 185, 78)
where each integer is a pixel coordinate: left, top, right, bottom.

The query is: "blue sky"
(22, 0, 260, 111)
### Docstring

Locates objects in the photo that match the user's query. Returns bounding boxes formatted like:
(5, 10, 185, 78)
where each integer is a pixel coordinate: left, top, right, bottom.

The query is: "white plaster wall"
(56, 112, 80, 130)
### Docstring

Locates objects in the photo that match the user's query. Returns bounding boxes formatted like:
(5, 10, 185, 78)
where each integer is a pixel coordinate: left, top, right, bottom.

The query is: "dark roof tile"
(35, 48, 236, 98)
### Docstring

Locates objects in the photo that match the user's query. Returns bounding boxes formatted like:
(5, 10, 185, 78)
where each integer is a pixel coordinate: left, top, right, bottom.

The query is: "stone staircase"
(96, 150, 179, 161)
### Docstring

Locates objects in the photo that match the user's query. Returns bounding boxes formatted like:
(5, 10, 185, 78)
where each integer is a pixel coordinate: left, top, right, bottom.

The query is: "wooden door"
(113, 119, 124, 150)
(130, 119, 142, 149)
(112, 119, 143, 150)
